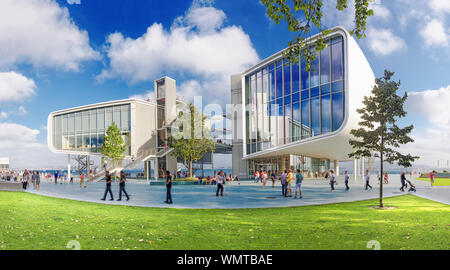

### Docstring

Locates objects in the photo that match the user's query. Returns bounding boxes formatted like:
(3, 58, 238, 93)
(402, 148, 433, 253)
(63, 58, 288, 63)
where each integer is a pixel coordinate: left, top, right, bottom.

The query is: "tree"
(101, 122, 128, 171)
(168, 103, 215, 178)
(261, 0, 374, 70)
(349, 70, 419, 208)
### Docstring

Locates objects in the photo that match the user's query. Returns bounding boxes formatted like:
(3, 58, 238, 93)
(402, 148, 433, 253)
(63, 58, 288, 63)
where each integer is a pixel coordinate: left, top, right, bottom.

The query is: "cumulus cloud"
(98, 0, 259, 101)
(0, 71, 37, 102)
(0, 0, 99, 71)
(0, 112, 7, 119)
(366, 28, 407, 56)
(0, 123, 64, 168)
(428, 0, 450, 14)
(404, 86, 450, 166)
(67, 0, 81, 4)
(420, 19, 449, 47)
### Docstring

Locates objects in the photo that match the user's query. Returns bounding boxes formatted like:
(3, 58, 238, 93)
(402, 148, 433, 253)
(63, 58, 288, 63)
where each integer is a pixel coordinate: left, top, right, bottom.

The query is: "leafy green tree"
(349, 70, 419, 208)
(261, 0, 374, 70)
(101, 122, 128, 170)
(168, 103, 215, 178)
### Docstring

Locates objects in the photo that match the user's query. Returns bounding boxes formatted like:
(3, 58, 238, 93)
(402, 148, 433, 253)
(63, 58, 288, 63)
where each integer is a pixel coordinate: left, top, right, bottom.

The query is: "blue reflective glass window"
(332, 81, 344, 93)
(311, 87, 320, 98)
(263, 73, 269, 103)
(284, 62, 291, 96)
(270, 69, 276, 100)
(332, 92, 344, 131)
(293, 102, 300, 123)
(278, 105, 284, 118)
(301, 57, 309, 90)
(293, 92, 300, 103)
(321, 95, 331, 134)
(332, 39, 343, 81)
(321, 83, 331, 95)
(301, 89, 309, 100)
(311, 97, 320, 136)
(292, 62, 300, 92)
(320, 44, 331, 84)
(311, 51, 320, 87)
(301, 99, 310, 128)
(276, 66, 283, 98)
(284, 95, 291, 105)
(276, 98, 283, 108)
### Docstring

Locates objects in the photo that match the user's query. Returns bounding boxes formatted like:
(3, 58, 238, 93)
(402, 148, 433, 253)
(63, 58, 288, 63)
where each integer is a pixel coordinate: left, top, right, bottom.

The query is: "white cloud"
(428, 0, 450, 15)
(404, 86, 450, 166)
(420, 19, 449, 47)
(0, 0, 99, 71)
(0, 71, 37, 102)
(18, 106, 27, 115)
(0, 112, 7, 119)
(98, 0, 259, 101)
(0, 123, 63, 169)
(370, 1, 391, 21)
(67, 0, 81, 4)
(366, 28, 406, 56)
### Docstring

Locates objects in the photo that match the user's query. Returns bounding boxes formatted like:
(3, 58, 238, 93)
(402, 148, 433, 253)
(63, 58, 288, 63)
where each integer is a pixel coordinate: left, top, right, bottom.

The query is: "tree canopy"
(101, 122, 128, 166)
(261, 0, 375, 70)
(349, 70, 419, 207)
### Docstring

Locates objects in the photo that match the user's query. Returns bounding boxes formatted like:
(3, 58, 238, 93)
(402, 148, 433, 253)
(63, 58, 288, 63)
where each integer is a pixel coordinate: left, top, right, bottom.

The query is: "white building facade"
(231, 27, 375, 179)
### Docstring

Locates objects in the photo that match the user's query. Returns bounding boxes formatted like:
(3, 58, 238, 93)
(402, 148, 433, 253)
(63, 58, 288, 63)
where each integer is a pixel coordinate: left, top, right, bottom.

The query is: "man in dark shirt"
(165, 170, 173, 204)
(117, 170, 130, 201)
(101, 171, 114, 201)
(400, 172, 407, 192)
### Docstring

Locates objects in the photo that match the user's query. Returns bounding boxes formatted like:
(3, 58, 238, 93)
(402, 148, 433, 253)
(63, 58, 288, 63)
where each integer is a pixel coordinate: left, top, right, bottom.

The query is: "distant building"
(0, 158, 9, 172)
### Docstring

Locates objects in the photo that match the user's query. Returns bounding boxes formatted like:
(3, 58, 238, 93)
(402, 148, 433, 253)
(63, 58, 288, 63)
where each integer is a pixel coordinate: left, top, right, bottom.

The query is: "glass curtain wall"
(53, 104, 131, 155)
(245, 36, 345, 155)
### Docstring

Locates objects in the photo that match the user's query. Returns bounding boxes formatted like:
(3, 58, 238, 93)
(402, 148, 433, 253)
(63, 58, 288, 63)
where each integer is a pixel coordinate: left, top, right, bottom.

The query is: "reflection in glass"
(321, 95, 331, 134)
(301, 57, 309, 90)
(320, 43, 331, 84)
(332, 39, 343, 81)
(321, 83, 331, 95)
(311, 87, 319, 98)
(292, 62, 300, 92)
(311, 97, 320, 136)
(301, 99, 310, 138)
(332, 81, 344, 93)
(284, 61, 291, 96)
(276, 65, 283, 98)
(310, 51, 320, 87)
(332, 92, 344, 131)
(270, 68, 276, 100)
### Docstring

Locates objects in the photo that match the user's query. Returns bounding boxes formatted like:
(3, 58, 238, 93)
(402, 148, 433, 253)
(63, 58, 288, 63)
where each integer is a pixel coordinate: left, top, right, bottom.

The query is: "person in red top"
(430, 171, 434, 187)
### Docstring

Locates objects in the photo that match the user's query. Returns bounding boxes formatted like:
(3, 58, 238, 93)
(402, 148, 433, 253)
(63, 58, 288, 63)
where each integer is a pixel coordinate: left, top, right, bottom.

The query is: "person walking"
(80, 173, 86, 188)
(294, 169, 303, 199)
(254, 170, 260, 183)
(286, 170, 293, 197)
(384, 172, 389, 184)
(165, 170, 172, 204)
(101, 171, 114, 201)
(22, 170, 29, 190)
(31, 171, 37, 190)
(262, 171, 267, 187)
(35, 171, 40, 191)
(344, 170, 350, 190)
(216, 170, 225, 197)
(365, 170, 372, 190)
(400, 172, 407, 192)
(54, 171, 59, 184)
(270, 170, 276, 188)
(280, 170, 287, 197)
(330, 170, 336, 191)
(117, 171, 130, 201)
(429, 171, 434, 187)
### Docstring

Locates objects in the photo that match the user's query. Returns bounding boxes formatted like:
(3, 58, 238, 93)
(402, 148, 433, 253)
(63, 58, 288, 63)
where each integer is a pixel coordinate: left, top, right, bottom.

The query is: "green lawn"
(0, 192, 448, 250)
(415, 178, 450, 186)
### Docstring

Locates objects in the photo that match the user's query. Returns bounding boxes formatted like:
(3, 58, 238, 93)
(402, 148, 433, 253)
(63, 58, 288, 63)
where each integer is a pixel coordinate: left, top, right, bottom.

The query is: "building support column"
(361, 157, 365, 177)
(211, 152, 215, 177)
(67, 154, 71, 183)
(334, 160, 339, 176)
(353, 158, 357, 181)
(87, 155, 90, 182)
(154, 158, 159, 181)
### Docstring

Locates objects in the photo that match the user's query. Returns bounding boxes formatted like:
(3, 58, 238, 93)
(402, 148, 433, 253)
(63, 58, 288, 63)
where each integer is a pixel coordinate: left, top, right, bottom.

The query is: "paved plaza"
(24, 176, 449, 209)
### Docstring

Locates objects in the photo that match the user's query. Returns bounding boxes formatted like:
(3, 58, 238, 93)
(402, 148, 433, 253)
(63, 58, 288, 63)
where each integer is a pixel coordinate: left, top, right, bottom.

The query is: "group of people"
(100, 170, 131, 201)
(20, 170, 41, 190)
(197, 174, 237, 185)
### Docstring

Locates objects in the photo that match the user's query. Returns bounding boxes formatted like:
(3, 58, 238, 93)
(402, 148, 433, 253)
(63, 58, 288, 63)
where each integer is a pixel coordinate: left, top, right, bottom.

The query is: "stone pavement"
(24, 175, 449, 209)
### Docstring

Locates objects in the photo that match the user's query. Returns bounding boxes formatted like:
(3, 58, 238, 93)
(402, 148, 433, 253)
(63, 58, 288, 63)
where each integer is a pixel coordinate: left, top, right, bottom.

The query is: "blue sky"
(0, 0, 449, 169)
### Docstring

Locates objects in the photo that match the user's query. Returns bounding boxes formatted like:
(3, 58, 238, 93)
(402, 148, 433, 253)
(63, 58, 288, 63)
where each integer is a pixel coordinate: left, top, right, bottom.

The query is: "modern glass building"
(231, 27, 375, 179)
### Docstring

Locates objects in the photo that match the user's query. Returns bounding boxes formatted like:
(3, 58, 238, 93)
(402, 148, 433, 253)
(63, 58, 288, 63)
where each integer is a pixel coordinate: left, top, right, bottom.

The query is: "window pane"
(276, 65, 283, 98)
(270, 108, 278, 147)
(98, 133, 104, 149)
(263, 72, 269, 103)
(321, 95, 331, 134)
(311, 50, 320, 87)
(284, 95, 291, 105)
(292, 61, 300, 92)
(284, 61, 291, 96)
(89, 110, 96, 132)
(97, 108, 105, 131)
(301, 100, 310, 138)
(121, 105, 130, 130)
(62, 115, 68, 135)
(285, 103, 292, 143)
(105, 107, 113, 129)
(270, 68, 276, 100)
(321, 83, 331, 95)
(75, 112, 82, 133)
(113, 106, 121, 128)
(332, 39, 343, 81)
(311, 97, 320, 136)
(311, 87, 320, 98)
(320, 43, 331, 84)
(293, 92, 300, 103)
(293, 102, 300, 142)
(301, 57, 309, 90)
(68, 113, 75, 134)
(332, 81, 344, 93)
(301, 89, 309, 100)
(332, 92, 344, 131)
(82, 111, 89, 133)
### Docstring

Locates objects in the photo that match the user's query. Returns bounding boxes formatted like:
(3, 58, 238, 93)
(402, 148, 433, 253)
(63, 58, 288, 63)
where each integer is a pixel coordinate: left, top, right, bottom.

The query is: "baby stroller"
(406, 180, 416, 192)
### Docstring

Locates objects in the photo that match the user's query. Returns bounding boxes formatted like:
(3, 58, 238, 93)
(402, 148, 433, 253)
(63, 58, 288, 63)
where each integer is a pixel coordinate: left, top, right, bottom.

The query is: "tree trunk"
(189, 160, 193, 178)
(380, 152, 384, 208)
